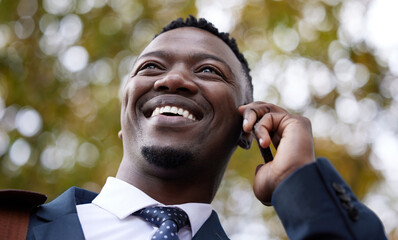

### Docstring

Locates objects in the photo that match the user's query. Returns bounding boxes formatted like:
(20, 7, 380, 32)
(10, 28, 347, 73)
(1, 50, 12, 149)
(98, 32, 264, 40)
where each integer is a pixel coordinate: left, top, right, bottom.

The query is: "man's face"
(121, 27, 247, 177)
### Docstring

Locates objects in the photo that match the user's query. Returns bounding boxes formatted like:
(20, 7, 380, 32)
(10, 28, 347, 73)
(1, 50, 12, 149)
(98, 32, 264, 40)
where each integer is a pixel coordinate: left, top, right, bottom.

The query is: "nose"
(153, 67, 198, 94)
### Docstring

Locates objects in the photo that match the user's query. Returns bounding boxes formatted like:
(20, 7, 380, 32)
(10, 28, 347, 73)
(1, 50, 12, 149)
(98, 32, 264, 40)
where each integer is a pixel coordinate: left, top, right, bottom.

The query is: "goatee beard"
(141, 146, 195, 169)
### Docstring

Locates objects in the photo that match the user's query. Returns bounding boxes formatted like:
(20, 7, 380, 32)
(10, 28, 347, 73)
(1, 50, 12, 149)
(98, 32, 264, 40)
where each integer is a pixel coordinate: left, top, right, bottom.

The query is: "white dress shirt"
(76, 177, 213, 240)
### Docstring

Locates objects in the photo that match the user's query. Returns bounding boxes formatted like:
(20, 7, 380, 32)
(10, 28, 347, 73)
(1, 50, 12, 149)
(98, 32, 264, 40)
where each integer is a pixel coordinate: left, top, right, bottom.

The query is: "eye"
(133, 62, 165, 76)
(197, 66, 223, 76)
(139, 63, 159, 71)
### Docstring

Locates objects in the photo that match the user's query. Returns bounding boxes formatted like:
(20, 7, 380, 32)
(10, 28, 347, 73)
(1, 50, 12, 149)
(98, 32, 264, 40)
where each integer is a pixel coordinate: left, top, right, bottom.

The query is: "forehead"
(140, 27, 243, 75)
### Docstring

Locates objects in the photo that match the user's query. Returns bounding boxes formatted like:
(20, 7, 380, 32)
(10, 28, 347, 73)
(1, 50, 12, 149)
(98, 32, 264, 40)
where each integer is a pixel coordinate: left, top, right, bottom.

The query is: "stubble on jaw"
(141, 146, 197, 169)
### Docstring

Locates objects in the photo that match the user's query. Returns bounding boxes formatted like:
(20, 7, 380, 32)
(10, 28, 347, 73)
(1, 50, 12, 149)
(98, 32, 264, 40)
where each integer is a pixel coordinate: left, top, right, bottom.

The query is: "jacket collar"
(30, 187, 229, 240)
(193, 211, 230, 240)
(31, 187, 97, 240)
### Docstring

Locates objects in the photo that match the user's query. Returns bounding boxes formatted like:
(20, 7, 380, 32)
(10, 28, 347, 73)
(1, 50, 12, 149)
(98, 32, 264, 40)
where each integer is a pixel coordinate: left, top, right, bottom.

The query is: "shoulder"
(0, 189, 47, 210)
(27, 187, 98, 239)
(30, 187, 98, 219)
(0, 189, 47, 240)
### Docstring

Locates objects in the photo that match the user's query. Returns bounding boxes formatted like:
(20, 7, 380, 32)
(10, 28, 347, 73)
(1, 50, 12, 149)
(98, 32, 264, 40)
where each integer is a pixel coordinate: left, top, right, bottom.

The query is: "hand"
(238, 102, 315, 205)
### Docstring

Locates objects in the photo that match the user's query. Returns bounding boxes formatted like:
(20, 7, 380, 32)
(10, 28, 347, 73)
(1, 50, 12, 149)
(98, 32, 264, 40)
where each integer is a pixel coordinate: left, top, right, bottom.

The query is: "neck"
(116, 158, 222, 205)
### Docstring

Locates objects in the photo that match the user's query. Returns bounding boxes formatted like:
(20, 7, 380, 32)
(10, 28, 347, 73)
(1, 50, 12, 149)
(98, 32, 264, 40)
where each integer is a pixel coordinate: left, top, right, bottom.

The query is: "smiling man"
(21, 16, 387, 240)
(117, 23, 250, 207)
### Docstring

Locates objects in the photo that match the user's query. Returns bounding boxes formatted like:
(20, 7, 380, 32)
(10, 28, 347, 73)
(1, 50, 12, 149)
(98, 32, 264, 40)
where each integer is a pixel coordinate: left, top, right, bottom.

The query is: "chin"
(141, 145, 197, 169)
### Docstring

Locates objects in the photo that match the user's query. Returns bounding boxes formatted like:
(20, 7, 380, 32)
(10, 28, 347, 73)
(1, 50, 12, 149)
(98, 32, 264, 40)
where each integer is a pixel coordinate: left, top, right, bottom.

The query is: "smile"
(151, 105, 197, 121)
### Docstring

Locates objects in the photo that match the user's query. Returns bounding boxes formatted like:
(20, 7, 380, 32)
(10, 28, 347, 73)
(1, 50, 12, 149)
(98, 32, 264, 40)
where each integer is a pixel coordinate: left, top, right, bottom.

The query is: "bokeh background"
(1, 0, 397, 239)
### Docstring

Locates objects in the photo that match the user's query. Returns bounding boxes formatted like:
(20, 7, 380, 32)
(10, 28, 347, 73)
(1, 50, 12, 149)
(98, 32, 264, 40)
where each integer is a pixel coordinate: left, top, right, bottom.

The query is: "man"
(25, 16, 386, 239)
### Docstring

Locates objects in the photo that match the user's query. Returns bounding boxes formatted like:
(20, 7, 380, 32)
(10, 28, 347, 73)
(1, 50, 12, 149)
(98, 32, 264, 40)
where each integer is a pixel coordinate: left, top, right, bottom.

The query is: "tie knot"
(134, 206, 190, 231)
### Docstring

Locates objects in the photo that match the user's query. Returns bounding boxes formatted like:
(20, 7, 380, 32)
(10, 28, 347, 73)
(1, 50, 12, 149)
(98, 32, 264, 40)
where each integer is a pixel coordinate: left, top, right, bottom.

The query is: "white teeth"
(151, 106, 197, 121)
(151, 107, 160, 117)
(183, 110, 189, 118)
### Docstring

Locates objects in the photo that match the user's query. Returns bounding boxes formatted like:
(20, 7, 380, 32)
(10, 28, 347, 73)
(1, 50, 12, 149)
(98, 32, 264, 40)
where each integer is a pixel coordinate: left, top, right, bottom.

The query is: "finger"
(253, 122, 274, 163)
(266, 103, 289, 114)
(239, 102, 289, 135)
(238, 101, 271, 116)
(240, 108, 259, 133)
(239, 101, 288, 113)
(239, 102, 287, 122)
(271, 134, 281, 149)
(254, 122, 272, 148)
(254, 112, 288, 148)
(253, 164, 273, 206)
(239, 103, 271, 133)
(239, 102, 288, 114)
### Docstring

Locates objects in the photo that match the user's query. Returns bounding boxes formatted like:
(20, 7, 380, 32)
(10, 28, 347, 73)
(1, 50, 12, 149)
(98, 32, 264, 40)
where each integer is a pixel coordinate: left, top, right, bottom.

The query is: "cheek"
(121, 78, 153, 126)
(122, 77, 153, 107)
(204, 83, 240, 112)
(202, 83, 242, 130)
(125, 76, 153, 95)
(202, 85, 243, 157)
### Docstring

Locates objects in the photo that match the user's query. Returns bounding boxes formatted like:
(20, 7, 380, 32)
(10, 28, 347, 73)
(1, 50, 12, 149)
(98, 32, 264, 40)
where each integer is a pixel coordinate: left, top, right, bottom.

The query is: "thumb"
(253, 164, 275, 206)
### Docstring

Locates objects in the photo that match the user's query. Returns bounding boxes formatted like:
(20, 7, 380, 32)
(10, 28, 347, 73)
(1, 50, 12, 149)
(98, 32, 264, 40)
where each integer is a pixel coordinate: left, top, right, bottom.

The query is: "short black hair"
(155, 15, 253, 102)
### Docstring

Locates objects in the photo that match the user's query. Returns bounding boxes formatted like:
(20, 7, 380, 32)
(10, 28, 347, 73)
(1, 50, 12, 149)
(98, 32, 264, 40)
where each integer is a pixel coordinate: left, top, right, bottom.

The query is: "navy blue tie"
(134, 206, 190, 240)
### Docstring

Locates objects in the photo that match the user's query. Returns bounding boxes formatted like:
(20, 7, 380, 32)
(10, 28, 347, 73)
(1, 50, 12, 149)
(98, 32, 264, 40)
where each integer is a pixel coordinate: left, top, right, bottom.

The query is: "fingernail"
(243, 119, 248, 127)
(259, 138, 264, 145)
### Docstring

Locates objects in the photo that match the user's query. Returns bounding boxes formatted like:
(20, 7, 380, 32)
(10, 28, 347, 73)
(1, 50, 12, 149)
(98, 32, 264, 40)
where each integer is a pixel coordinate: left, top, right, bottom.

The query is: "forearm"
(272, 158, 387, 240)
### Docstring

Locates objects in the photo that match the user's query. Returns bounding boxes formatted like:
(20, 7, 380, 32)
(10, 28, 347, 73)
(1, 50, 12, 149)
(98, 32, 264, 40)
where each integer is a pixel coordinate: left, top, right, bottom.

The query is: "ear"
(238, 131, 253, 150)
(118, 130, 123, 139)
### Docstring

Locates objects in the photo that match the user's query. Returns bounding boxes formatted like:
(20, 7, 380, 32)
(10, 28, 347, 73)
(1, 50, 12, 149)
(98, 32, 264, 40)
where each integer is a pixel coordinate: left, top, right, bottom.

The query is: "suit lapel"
(32, 213, 86, 240)
(29, 187, 97, 240)
(193, 211, 229, 240)
(30, 187, 229, 240)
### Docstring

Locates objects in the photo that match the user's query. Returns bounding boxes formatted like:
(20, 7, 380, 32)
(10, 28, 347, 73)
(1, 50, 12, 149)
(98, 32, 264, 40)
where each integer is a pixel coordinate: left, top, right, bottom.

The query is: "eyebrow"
(136, 50, 234, 76)
(137, 51, 170, 61)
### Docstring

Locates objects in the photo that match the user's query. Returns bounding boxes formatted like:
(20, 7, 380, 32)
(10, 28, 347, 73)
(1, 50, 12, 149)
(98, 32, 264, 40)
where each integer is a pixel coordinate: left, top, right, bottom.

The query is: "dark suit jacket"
(26, 187, 228, 240)
(272, 158, 387, 240)
(27, 158, 387, 240)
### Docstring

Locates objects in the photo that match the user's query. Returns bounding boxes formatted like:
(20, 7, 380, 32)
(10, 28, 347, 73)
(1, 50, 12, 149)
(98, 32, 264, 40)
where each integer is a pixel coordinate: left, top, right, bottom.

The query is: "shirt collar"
(92, 177, 213, 237)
